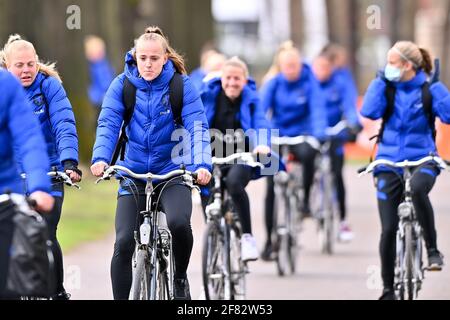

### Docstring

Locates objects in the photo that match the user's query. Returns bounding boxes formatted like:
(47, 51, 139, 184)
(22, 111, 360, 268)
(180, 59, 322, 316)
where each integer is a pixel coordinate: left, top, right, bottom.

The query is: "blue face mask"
(384, 64, 403, 82)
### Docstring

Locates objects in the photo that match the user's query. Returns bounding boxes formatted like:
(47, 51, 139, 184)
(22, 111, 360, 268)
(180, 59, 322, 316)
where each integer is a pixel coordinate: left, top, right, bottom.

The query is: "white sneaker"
(338, 221, 354, 243)
(241, 234, 259, 262)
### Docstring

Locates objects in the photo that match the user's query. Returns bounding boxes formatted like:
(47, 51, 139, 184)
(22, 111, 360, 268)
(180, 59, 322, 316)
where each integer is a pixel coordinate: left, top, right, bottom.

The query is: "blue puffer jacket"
(260, 64, 327, 140)
(201, 77, 272, 147)
(361, 71, 450, 162)
(92, 51, 212, 178)
(88, 57, 115, 107)
(23, 72, 79, 170)
(201, 77, 284, 180)
(0, 70, 51, 194)
(189, 67, 207, 92)
(319, 71, 361, 155)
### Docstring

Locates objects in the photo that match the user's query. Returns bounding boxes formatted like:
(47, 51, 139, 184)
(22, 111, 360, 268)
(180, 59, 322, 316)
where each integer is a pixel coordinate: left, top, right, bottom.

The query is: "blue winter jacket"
(24, 72, 79, 170)
(189, 67, 207, 92)
(201, 77, 272, 148)
(92, 51, 212, 180)
(88, 57, 115, 107)
(0, 70, 51, 194)
(260, 64, 328, 140)
(201, 77, 284, 179)
(319, 71, 361, 154)
(361, 71, 450, 162)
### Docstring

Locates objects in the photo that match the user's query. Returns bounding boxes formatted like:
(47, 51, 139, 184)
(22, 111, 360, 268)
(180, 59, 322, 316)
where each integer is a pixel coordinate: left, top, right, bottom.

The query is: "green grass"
(57, 177, 118, 253)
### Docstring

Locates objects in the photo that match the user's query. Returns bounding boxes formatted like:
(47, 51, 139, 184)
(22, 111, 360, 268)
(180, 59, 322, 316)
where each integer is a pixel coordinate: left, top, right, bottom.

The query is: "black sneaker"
(378, 288, 396, 300)
(261, 242, 275, 262)
(174, 278, 191, 300)
(301, 203, 312, 219)
(428, 250, 444, 271)
(52, 291, 71, 300)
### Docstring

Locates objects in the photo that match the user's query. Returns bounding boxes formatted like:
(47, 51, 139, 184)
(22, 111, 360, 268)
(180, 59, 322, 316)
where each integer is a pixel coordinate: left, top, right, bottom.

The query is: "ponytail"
(419, 47, 433, 75)
(135, 26, 187, 75)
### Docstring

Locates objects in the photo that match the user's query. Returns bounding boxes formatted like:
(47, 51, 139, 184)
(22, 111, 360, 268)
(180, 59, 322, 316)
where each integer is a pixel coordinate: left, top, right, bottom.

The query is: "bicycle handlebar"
(21, 170, 80, 189)
(325, 120, 349, 137)
(47, 171, 81, 189)
(211, 152, 265, 168)
(95, 165, 198, 184)
(271, 136, 321, 151)
(358, 156, 448, 177)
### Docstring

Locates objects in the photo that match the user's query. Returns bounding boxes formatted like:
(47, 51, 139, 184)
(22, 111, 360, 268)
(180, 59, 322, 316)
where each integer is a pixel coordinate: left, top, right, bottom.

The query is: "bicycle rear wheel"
(131, 249, 150, 300)
(202, 221, 226, 300)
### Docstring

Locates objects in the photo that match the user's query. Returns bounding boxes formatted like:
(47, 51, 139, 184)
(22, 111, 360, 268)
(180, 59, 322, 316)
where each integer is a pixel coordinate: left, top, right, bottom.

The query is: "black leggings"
(40, 183, 65, 295)
(329, 143, 346, 221)
(264, 142, 317, 243)
(0, 202, 14, 299)
(376, 164, 439, 288)
(111, 179, 193, 300)
(201, 165, 253, 235)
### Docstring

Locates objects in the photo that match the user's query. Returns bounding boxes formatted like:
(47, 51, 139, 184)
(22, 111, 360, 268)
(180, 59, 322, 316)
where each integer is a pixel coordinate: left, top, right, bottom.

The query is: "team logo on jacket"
(414, 102, 423, 109)
(162, 93, 170, 107)
(32, 95, 46, 107)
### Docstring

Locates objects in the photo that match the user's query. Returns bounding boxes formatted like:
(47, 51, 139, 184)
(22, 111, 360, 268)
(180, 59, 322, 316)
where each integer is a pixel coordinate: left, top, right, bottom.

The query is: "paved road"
(64, 165, 450, 300)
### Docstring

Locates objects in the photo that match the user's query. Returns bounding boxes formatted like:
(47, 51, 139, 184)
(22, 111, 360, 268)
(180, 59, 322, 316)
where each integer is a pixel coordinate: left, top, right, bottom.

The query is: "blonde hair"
(262, 40, 299, 84)
(133, 26, 187, 75)
(391, 41, 433, 75)
(222, 56, 249, 78)
(84, 35, 106, 61)
(0, 34, 62, 82)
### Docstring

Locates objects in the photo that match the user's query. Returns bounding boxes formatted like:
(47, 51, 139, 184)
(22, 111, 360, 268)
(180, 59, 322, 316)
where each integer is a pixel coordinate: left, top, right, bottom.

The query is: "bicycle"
(311, 121, 350, 255)
(271, 135, 320, 275)
(96, 165, 198, 300)
(358, 155, 448, 300)
(202, 152, 263, 300)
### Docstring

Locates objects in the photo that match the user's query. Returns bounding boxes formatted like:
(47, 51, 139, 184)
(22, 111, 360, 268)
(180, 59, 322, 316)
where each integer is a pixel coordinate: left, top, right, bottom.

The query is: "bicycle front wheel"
(229, 225, 246, 300)
(202, 221, 226, 300)
(130, 249, 150, 300)
(404, 223, 414, 300)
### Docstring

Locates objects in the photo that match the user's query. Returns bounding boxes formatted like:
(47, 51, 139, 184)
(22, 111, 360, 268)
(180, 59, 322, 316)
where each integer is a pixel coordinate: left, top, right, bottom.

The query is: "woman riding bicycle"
(200, 56, 272, 263)
(260, 41, 328, 261)
(361, 41, 450, 300)
(0, 69, 54, 299)
(1, 34, 81, 300)
(90, 26, 212, 300)
(312, 50, 363, 243)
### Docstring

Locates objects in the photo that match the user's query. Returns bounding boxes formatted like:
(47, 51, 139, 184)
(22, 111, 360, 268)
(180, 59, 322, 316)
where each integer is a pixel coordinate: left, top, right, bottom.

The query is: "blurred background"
(2, 0, 450, 255)
(2, 0, 450, 162)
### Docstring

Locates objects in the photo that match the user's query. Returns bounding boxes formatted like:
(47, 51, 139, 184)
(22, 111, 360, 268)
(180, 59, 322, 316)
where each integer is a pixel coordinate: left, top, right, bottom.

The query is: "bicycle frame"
(132, 178, 174, 300)
(203, 163, 245, 300)
(394, 167, 424, 300)
(97, 165, 197, 300)
(358, 155, 448, 300)
(202, 153, 261, 300)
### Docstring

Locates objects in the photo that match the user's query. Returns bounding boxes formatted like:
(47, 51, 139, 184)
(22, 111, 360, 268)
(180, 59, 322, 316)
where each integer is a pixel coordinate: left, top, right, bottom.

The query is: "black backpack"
(111, 73, 184, 165)
(3, 199, 56, 298)
(374, 81, 435, 143)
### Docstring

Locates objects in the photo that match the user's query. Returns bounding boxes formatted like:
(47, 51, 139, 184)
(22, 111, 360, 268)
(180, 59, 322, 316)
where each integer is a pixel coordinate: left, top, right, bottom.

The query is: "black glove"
(430, 59, 440, 84)
(347, 124, 363, 143)
(63, 160, 83, 178)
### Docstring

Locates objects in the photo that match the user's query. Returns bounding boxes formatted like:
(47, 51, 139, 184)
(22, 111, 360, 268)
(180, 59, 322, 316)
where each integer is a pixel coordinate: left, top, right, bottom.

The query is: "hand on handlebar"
(253, 145, 271, 156)
(195, 168, 211, 186)
(91, 161, 108, 177)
